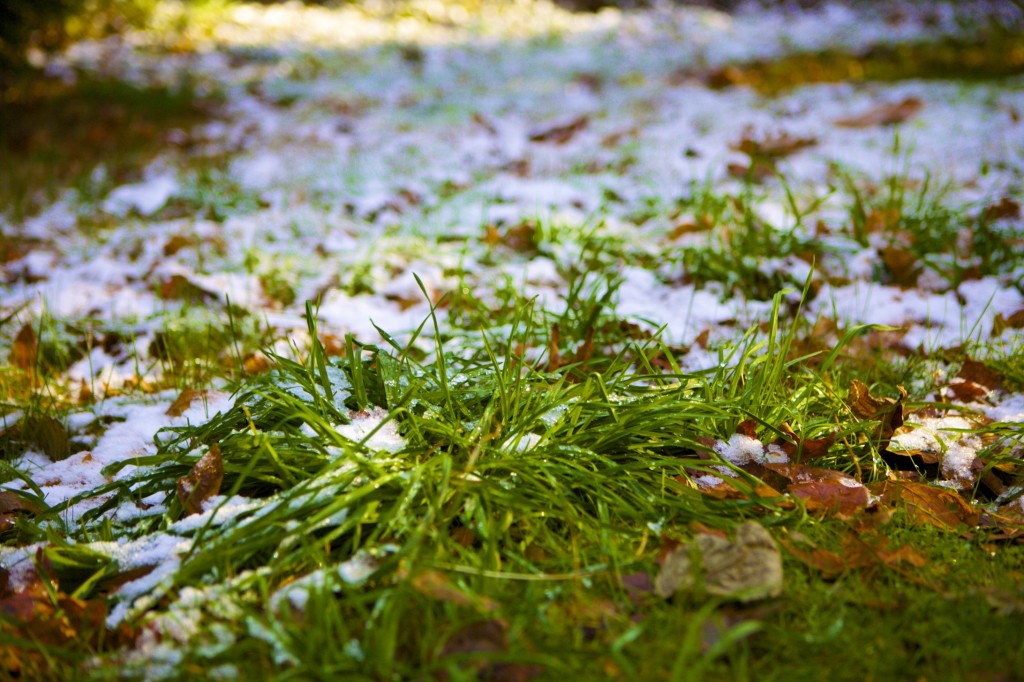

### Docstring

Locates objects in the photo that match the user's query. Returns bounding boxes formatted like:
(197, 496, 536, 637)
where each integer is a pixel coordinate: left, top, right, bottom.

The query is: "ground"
(1, 1, 1024, 680)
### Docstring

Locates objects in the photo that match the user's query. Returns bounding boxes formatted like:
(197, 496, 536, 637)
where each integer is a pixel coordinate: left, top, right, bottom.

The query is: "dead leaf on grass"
(764, 463, 872, 518)
(0, 491, 40, 533)
(730, 129, 817, 159)
(982, 196, 1021, 222)
(871, 480, 981, 530)
(438, 619, 543, 682)
(847, 380, 906, 451)
(879, 245, 921, 287)
(166, 388, 205, 417)
(835, 97, 924, 128)
(10, 323, 37, 371)
(957, 358, 1005, 391)
(176, 444, 224, 515)
(411, 569, 499, 614)
(528, 115, 588, 144)
(655, 521, 782, 602)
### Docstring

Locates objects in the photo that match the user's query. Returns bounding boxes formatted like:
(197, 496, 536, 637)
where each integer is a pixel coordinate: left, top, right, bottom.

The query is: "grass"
(0, 71, 215, 221)
(4, 283, 1024, 679)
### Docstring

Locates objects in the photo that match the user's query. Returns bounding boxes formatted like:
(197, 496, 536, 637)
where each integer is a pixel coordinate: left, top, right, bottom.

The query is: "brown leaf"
(763, 463, 871, 518)
(847, 380, 905, 450)
(411, 569, 498, 614)
(166, 388, 204, 418)
(0, 492, 40, 533)
(957, 359, 1004, 391)
(162, 234, 194, 257)
(438, 619, 544, 682)
(982, 196, 1021, 222)
(20, 416, 71, 461)
(176, 444, 224, 515)
(879, 245, 921, 288)
(946, 380, 988, 403)
(872, 480, 981, 530)
(839, 533, 929, 571)
(777, 537, 845, 577)
(655, 521, 783, 602)
(835, 97, 924, 128)
(730, 130, 817, 159)
(735, 419, 758, 439)
(0, 571, 131, 675)
(10, 323, 37, 371)
(528, 115, 588, 144)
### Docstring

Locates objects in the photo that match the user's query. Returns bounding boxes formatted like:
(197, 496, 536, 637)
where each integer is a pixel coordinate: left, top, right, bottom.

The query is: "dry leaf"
(835, 97, 924, 128)
(879, 245, 921, 288)
(982, 196, 1021, 222)
(411, 569, 498, 614)
(176, 444, 224, 515)
(10, 323, 36, 371)
(0, 491, 40, 533)
(528, 115, 588, 144)
(166, 388, 204, 418)
(957, 359, 1004, 391)
(763, 463, 872, 518)
(847, 380, 905, 451)
(655, 521, 782, 602)
(438, 619, 542, 682)
(730, 130, 817, 159)
(872, 480, 981, 530)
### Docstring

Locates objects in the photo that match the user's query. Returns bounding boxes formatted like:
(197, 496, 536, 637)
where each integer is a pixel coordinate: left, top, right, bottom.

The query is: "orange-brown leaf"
(730, 130, 817, 159)
(763, 463, 871, 518)
(166, 388, 204, 418)
(528, 115, 588, 144)
(10, 323, 37, 371)
(835, 97, 924, 128)
(411, 569, 499, 614)
(872, 480, 981, 530)
(957, 359, 1004, 391)
(176, 444, 224, 515)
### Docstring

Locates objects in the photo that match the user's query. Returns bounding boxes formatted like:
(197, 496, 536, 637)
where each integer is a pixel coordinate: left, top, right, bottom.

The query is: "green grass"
(4, 282, 1023, 680)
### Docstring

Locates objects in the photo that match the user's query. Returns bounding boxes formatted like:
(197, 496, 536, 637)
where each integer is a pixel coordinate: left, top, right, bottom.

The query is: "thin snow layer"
(270, 552, 378, 612)
(891, 416, 983, 487)
(714, 433, 789, 466)
(8, 392, 232, 522)
(335, 408, 406, 453)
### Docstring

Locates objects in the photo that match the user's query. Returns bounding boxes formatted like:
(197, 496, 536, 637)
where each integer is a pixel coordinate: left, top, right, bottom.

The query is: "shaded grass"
(709, 30, 1024, 95)
(0, 71, 214, 220)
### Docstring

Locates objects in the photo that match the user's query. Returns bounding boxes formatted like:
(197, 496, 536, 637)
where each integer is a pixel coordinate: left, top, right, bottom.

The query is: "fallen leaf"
(528, 115, 588, 144)
(879, 245, 921, 287)
(992, 310, 1024, 337)
(872, 480, 981, 530)
(438, 619, 542, 681)
(176, 444, 224, 515)
(0, 491, 40, 533)
(730, 129, 817, 159)
(411, 569, 498, 614)
(946, 380, 988, 402)
(10, 323, 36, 371)
(655, 521, 782, 602)
(835, 97, 924, 128)
(957, 359, 1004, 391)
(982, 196, 1020, 222)
(847, 380, 905, 451)
(166, 388, 205, 417)
(763, 463, 872, 518)
(20, 416, 71, 461)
